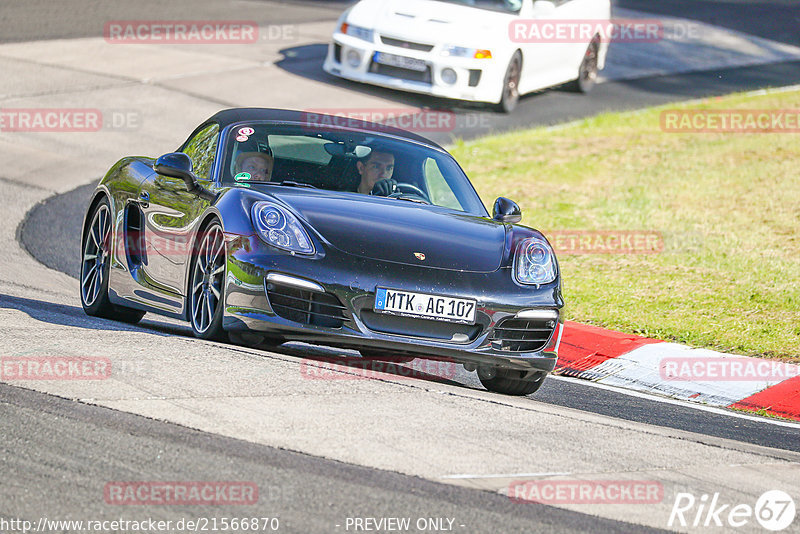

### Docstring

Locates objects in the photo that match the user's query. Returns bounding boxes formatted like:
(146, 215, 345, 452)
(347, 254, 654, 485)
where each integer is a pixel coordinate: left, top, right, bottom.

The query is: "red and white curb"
(555, 321, 800, 422)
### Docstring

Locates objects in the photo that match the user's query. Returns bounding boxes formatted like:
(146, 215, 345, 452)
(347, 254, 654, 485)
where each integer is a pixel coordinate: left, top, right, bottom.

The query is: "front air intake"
(266, 282, 348, 328)
(491, 317, 556, 352)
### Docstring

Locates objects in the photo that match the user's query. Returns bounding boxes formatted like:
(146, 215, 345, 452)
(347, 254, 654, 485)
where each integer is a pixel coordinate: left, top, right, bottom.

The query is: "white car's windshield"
(432, 0, 522, 13)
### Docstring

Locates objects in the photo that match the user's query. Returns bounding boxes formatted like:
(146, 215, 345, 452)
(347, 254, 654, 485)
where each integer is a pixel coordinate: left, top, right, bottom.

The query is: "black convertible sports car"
(80, 108, 564, 395)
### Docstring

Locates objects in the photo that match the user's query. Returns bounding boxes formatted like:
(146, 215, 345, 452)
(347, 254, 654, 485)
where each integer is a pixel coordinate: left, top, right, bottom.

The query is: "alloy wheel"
(190, 224, 226, 334)
(81, 204, 110, 306)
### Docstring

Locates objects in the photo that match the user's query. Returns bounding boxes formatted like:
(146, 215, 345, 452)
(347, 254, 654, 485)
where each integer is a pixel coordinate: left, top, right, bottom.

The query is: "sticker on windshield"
(236, 134, 249, 142)
(238, 127, 255, 136)
(234, 172, 251, 182)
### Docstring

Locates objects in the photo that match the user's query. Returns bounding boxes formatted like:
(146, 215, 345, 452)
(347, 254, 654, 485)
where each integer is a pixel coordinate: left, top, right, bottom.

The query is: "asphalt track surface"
(2, 384, 660, 534)
(3, 0, 800, 47)
(5, 0, 800, 532)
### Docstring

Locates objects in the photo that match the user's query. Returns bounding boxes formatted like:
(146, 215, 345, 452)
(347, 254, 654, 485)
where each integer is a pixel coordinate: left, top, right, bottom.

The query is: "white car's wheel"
(498, 51, 522, 113)
(570, 38, 600, 93)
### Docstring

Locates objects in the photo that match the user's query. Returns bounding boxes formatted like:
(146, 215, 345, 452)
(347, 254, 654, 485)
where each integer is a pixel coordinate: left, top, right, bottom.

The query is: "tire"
(569, 38, 599, 94)
(479, 368, 546, 396)
(80, 197, 145, 324)
(498, 51, 522, 113)
(188, 220, 228, 341)
(359, 349, 415, 364)
(229, 331, 284, 348)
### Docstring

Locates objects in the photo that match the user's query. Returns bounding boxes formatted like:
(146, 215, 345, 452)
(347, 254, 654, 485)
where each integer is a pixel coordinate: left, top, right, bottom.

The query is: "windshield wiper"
(392, 195, 430, 205)
(276, 180, 317, 189)
(241, 180, 318, 188)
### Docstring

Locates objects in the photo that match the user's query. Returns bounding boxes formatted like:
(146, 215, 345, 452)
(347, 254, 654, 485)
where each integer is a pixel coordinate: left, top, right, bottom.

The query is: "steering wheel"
(391, 183, 430, 203)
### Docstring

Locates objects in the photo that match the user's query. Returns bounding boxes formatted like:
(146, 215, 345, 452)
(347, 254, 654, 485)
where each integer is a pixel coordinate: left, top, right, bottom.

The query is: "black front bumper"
(222, 234, 563, 373)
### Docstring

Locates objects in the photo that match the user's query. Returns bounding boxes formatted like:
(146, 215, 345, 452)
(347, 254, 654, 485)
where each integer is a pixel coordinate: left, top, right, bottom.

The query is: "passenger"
(234, 151, 273, 182)
(356, 148, 397, 196)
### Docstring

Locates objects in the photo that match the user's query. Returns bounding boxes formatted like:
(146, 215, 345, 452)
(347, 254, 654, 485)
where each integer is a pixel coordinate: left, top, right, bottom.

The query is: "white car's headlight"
(251, 201, 314, 255)
(514, 237, 557, 285)
(441, 45, 492, 59)
(340, 22, 374, 43)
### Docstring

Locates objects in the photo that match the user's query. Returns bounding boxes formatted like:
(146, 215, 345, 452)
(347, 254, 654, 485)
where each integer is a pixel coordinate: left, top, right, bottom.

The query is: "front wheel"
(229, 331, 284, 348)
(479, 368, 546, 396)
(359, 349, 415, 363)
(80, 198, 145, 324)
(188, 220, 228, 341)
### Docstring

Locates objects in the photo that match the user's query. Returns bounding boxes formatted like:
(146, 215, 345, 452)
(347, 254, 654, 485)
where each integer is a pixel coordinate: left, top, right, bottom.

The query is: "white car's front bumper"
(322, 32, 507, 104)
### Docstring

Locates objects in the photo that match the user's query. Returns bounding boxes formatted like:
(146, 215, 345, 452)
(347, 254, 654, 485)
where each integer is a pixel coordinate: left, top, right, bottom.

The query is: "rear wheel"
(569, 38, 599, 93)
(498, 51, 522, 113)
(479, 368, 546, 396)
(80, 198, 145, 324)
(188, 221, 228, 341)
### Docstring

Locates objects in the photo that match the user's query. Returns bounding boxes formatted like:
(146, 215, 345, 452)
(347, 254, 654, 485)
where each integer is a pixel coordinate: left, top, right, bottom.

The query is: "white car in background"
(323, 0, 611, 112)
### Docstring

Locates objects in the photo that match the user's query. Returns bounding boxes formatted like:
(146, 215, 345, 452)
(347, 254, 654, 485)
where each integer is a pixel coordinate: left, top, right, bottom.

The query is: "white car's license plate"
(374, 288, 477, 324)
(373, 52, 427, 72)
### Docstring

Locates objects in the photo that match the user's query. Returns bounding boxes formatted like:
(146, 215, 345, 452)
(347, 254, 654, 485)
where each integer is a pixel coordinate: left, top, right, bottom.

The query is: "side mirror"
(154, 152, 195, 188)
(530, 0, 557, 17)
(153, 152, 216, 202)
(492, 197, 522, 223)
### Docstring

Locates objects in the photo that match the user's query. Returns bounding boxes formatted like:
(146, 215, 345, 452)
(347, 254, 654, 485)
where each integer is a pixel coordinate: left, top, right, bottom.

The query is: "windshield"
(222, 123, 488, 216)
(431, 0, 522, 14)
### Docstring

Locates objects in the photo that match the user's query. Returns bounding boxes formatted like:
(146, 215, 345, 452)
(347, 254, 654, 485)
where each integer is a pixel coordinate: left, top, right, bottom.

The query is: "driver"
(356, 148, 397, 196)
(234, 151, 273, 182)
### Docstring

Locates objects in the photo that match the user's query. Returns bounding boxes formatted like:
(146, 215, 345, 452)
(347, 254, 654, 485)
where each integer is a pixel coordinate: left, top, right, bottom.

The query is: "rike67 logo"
(669, 490, 796, 531)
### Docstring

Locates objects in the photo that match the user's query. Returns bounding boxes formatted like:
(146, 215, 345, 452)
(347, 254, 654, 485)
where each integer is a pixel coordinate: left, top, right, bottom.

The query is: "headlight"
(441, 45, 492, 59)
(514, 237, 557, 285)
(251, 201, 314, 255)
(340, 22, 374, 42)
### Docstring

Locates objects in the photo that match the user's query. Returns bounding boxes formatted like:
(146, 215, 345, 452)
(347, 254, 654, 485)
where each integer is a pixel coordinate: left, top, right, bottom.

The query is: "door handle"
(139, 191, 150, 208)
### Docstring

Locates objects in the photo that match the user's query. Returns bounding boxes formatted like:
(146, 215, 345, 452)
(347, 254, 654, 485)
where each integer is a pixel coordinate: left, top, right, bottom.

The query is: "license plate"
(374, 288, 477, 325)
(373, 52, 427, 72)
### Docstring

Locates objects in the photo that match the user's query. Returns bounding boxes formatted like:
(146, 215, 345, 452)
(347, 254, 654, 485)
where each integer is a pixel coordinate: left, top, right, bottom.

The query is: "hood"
(347, 0, 513, 47)
(272, 189, 505, 272)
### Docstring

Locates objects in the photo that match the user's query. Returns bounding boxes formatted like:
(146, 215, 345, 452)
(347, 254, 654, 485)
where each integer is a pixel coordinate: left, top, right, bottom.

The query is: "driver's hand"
(370, 178, 398, 197)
